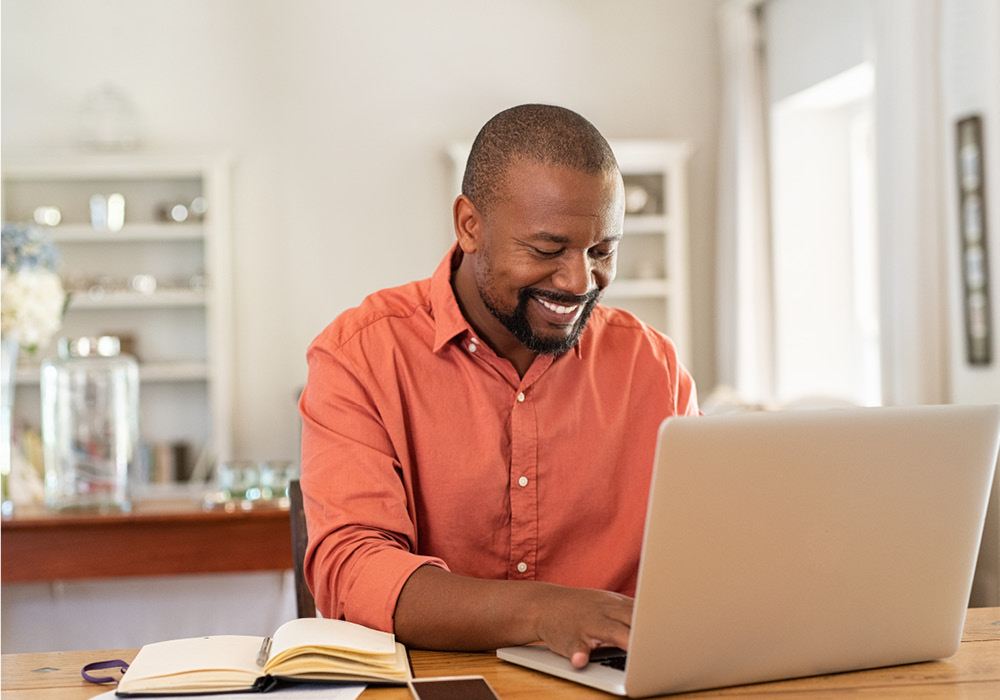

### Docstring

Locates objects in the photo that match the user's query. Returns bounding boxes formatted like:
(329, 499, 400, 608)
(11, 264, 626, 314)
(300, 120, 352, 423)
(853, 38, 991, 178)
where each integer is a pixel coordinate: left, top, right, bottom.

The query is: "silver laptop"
(497, 404, 1000, 697)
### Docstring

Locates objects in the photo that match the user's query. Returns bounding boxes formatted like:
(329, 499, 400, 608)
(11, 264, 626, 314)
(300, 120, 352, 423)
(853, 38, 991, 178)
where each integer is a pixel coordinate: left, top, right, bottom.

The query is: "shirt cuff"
(344, 547, 449, 633)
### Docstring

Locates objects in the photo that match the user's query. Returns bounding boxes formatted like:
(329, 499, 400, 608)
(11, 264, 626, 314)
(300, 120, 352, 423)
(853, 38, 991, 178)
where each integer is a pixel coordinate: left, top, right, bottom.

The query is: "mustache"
(522, 287, 601, 307)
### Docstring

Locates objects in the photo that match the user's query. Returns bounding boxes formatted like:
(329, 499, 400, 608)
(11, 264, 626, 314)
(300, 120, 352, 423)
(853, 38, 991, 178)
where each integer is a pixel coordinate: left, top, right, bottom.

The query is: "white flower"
(2, 223, 67, 352)
(1, 267, 66, 349)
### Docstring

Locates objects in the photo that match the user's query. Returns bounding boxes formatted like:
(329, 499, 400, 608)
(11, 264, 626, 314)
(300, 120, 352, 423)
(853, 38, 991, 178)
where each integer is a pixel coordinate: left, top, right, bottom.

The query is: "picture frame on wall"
(956, 115, 993, 366)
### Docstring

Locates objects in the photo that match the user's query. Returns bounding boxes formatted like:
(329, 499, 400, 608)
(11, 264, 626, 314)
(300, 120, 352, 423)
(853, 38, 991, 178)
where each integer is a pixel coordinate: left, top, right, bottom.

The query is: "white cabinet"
(1, 154, 233, 481)
(447, 139, 692, 360)
(604, 140, 693, 360)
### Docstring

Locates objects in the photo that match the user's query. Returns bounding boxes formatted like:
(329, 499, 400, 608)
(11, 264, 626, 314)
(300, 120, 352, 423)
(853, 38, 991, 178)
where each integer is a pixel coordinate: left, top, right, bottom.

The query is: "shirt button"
(517, 476, 528, 487)
(517, 392, 525, 402)
(468, 343, 477, 353)
(516, 562, 528, 573)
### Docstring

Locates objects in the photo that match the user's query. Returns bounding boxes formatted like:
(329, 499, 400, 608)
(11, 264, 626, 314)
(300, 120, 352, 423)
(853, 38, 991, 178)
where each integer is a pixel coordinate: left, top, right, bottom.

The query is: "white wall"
(765, 0, 871, 104)
(1, 0, 724, 461)
(1, 571, 297, 653)
(942, 0, 1000, 403)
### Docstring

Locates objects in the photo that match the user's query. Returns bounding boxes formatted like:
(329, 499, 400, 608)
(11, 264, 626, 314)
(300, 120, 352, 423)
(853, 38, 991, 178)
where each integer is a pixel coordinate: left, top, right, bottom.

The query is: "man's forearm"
(392, 564, 633, 668)
(393, 564, 550, 650)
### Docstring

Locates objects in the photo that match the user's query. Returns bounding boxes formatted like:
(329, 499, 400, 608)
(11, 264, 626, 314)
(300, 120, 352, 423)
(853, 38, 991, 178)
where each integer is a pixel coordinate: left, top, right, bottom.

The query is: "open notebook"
(498, 404, 1000, 697)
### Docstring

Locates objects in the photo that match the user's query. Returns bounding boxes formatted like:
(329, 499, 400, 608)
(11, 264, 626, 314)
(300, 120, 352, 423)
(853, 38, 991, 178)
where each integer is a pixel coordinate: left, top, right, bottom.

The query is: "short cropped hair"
(462, 104, 620, 215)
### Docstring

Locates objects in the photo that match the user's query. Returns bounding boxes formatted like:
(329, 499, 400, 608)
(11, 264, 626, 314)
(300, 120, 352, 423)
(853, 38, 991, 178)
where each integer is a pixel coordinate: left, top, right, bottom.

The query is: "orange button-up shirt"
(299, 246, 699, 632)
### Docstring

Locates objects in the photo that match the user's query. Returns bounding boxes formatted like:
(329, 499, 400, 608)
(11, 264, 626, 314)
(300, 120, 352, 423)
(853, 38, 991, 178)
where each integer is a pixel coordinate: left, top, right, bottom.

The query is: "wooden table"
(0, 499, 292, 582)
(3, 607, 998, 699)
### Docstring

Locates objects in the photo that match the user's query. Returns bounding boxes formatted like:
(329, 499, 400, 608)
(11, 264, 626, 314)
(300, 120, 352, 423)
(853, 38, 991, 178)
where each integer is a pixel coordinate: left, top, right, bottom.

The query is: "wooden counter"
(4, 608, 1000, 699)
(1, 498, 293, 582)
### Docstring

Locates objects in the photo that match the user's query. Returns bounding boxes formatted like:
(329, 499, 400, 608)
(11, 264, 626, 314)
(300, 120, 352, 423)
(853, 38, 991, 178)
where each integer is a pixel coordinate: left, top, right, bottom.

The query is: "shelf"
(139, 361, 211, 382)
(16, 361, 210, 385)
(604, 279, 674, 299)
(624, 214, 673, 234)
(67, 289, 208, 309)
(48, 223, 204, 242)
(1, 153, 224, 179)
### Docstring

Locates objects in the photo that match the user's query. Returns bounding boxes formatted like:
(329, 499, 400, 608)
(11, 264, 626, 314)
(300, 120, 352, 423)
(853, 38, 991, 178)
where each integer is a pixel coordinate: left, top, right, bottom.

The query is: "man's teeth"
(538, 298, 579, 315)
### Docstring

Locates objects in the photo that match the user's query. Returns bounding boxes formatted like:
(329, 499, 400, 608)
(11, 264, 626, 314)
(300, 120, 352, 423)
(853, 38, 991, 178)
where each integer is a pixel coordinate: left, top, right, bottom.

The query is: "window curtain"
(715, 0, 775, 405)
(717, 0, 949, 408)
(873, 0, 949, 405)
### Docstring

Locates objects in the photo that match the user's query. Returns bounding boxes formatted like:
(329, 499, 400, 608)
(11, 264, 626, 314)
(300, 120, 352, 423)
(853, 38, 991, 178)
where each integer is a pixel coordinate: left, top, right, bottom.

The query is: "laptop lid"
(499, 404, 1000, 698)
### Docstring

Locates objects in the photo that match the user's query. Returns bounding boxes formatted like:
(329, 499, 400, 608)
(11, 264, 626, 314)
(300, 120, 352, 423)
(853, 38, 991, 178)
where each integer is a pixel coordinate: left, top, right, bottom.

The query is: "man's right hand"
(393, 564, 633, 668)
(531, 581, 633, 668)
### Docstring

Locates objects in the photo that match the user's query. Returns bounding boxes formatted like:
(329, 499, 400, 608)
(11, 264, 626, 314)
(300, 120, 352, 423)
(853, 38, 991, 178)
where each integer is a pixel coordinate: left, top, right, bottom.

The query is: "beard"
(480, 284, 601, 356)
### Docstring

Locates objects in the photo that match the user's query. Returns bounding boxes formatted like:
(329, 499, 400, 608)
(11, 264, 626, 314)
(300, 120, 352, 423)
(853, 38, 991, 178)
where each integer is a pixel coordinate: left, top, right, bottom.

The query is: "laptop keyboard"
(591, 648, 628, 671)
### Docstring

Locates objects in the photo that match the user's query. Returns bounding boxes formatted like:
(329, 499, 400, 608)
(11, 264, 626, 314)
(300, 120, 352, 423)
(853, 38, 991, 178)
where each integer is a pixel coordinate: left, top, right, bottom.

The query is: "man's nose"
(552, 252, 595, 297)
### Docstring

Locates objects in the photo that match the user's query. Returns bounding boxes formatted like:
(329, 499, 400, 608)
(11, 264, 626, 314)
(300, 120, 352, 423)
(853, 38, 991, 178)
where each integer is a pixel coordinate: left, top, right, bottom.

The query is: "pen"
(256, 636, 272, 666)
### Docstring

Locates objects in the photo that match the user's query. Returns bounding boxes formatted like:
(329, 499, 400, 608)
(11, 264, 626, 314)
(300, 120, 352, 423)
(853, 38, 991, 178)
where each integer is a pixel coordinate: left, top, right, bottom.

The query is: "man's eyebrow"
(527, 231, 623, 244)
(527, 231, 571, 244)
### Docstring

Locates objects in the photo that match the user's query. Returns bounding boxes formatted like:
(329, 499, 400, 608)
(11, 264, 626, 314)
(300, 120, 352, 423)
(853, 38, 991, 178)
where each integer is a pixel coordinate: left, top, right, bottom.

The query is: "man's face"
(473, 160, 624, 356)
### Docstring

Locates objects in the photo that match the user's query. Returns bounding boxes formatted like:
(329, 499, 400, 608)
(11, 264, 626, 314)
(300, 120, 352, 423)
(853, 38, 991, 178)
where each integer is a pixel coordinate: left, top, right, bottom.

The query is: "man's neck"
(451, 260, 537, 379)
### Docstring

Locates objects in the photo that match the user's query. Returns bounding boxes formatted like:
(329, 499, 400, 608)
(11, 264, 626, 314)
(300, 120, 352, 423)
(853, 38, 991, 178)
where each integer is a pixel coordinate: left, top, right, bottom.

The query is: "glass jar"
(41, 336, 138, 511)
(259, 459, 299, 503)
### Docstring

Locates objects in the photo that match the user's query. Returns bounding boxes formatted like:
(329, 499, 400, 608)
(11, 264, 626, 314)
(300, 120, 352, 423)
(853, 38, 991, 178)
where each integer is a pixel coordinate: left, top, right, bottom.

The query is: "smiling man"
(299, 104, 699, 668)
(452, 155, 621, 376)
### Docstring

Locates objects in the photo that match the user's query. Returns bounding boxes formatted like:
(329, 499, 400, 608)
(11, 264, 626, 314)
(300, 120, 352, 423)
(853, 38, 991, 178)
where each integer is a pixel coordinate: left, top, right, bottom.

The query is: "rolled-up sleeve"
(299, 334, 447, 632)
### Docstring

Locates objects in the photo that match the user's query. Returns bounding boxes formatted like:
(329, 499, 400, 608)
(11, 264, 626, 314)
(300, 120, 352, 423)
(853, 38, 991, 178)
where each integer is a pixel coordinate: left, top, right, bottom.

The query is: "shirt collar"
(430, 243, 586, 361)
(431, 244, 474, 353)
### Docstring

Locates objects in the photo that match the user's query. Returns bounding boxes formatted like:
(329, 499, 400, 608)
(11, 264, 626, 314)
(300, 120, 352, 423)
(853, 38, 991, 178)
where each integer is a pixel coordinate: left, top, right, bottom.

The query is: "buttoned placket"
(505, 355, 554, 581)
(455, 332, 550, 580)
(508, 382, 538, 579)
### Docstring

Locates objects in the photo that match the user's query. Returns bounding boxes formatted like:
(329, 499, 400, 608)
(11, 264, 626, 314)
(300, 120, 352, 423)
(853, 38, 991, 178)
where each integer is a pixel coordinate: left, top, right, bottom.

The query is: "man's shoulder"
(316, 278, 432, 351)
(582, 304, 685, 369)
(589, 304, 678, 348)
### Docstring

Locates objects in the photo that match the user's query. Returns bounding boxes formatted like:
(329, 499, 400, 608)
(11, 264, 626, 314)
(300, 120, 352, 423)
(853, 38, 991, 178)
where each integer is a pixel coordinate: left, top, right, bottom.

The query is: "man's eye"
(590, 247, 615, 259)
(532, 247, 561, 258)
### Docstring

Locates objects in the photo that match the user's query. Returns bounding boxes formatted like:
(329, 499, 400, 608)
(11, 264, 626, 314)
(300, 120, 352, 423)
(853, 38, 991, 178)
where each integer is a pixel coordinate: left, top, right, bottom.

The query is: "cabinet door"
(609, 140, 692, 360)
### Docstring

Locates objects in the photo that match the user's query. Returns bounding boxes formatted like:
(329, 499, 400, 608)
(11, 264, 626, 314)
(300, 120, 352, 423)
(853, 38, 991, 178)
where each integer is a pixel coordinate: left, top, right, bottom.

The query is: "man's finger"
(570, 648, 592, 669)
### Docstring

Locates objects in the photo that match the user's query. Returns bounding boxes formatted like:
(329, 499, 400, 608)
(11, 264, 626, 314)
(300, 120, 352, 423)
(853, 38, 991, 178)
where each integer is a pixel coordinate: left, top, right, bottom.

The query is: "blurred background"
(2, 0, 725, 464)
(2, 0, 999, 653)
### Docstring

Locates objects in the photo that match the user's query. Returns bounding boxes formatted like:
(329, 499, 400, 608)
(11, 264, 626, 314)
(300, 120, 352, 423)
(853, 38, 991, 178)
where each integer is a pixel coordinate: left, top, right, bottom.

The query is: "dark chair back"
(288, 479, 317, 617)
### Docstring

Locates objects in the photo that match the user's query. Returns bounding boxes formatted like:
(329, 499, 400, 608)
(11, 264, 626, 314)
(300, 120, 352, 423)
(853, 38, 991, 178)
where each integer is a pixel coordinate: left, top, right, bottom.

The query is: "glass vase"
(41, 336, 138, 511)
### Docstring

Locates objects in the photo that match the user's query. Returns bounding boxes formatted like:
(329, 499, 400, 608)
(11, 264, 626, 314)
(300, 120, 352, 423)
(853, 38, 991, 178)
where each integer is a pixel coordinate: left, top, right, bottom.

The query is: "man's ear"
(453, 194, 482, 254)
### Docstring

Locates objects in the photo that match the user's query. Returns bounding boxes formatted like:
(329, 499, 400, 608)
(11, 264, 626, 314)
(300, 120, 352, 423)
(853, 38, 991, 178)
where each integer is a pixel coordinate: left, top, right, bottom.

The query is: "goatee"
(482, 286, 600, 356)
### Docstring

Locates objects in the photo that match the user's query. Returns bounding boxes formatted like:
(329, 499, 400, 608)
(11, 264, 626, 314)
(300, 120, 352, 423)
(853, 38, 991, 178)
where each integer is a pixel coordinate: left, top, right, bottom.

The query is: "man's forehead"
(497, 158, 621, 196)
(502, 155, 619, 178)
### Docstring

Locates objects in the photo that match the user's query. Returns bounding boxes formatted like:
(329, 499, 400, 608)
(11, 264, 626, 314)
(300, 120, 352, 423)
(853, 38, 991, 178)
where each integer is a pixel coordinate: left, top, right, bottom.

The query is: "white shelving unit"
(1, 153, 234, 481)
(447, 139, 693, 360)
